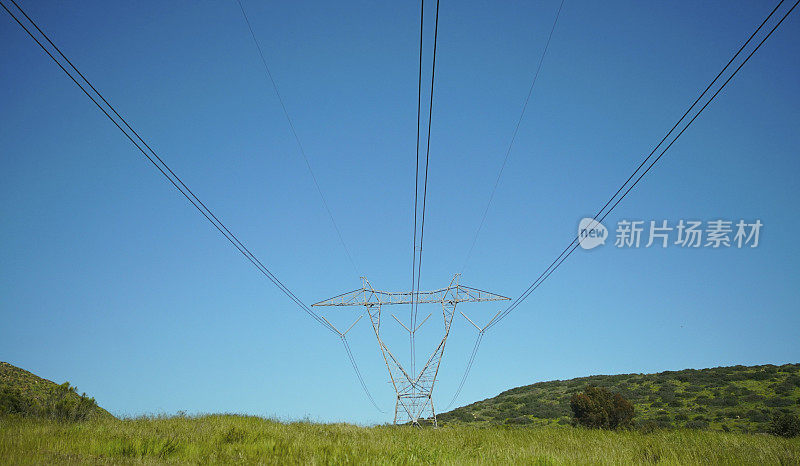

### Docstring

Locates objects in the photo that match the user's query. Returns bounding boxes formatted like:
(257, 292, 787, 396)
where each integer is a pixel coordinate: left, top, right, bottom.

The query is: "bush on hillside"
(0, 387, 33, 415)
(769, 412, 800, 438)
(504, 416, 533, 425)
(0, 381, 99, 421)
(570, 386, 634, 429)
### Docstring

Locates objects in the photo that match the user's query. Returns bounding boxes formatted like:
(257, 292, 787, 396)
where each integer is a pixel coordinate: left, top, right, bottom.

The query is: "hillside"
(0, 361, 112, 420)
(439, 363, 800, 433)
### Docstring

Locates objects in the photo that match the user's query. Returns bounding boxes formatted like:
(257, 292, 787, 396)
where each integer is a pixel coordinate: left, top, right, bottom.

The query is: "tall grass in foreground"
(1, 414, 798, 464)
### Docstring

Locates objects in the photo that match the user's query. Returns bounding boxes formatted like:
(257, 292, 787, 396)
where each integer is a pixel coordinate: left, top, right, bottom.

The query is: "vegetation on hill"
(439, 363, 800, 434)
(0, 361, 111, 421)
(1, 415, 799, 464)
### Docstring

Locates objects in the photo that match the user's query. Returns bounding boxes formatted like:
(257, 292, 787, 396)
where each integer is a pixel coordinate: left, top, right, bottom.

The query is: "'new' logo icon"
(578, 218, 607, 250)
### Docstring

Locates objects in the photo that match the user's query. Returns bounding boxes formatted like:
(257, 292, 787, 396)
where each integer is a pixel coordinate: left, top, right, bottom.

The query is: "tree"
(570, 386, 634, 429)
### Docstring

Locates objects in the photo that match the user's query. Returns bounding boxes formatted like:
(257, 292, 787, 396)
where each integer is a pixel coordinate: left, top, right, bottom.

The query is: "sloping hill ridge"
(0, 361, 112, 419)
(439, 363, 800, 433)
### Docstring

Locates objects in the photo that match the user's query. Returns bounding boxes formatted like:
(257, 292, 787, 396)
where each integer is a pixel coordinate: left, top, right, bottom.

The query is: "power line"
(447, 0, 796, 408)
(234, 0, 360, 277)
(342, 337, 384, 412)
(445, 331, 482, 410)
(411, 0, 441, 381)
(460, 0, 566, 274)
(409, 0, 426, 391)
(1, 0, 384, 411)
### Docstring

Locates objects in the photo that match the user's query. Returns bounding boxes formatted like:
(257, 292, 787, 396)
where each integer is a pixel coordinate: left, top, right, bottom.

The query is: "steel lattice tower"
(313, 274, 509, 426)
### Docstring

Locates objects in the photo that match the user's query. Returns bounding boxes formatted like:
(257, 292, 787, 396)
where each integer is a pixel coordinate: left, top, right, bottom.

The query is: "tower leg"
(394, 397, 399, 424)
(429, 395, 438, 428)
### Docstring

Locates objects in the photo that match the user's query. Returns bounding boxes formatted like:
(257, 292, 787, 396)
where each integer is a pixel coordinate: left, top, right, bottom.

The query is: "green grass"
(1, 415, 799, 464)
(439, 363, 800, 433)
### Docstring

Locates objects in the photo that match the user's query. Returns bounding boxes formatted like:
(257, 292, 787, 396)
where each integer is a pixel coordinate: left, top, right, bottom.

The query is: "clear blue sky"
(1, 0, 798, 425)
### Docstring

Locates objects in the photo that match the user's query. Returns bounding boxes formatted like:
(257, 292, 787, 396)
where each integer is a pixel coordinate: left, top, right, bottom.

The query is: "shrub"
(769, 412, 800, 438)
(0, 387, 32, 415)
(0, 382, 99, 421)
(686, 420, 709, 429)
(519, 402, 565, 419)
(746, 409, 770, 423)
(638, 421, 661, 434)
(504, 416, 532, 425)
(498, 400, 515, 410)
(765, 397, 794, 408)
(773, 381, 794, 395)
(708, 396, 737, 407)
(219, 426, 247, 444)
(570, 386, 634, 430)
(448, 409, 473, 422)
(660, 392, 676, 403)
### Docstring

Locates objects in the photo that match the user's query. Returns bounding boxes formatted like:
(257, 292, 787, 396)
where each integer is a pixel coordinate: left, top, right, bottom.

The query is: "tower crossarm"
(312, 282, 510, 308)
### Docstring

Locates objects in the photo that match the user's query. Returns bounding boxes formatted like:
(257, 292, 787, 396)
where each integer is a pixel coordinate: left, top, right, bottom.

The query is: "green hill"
(439, 363, 800, 433)
(0, 361, 112, 420)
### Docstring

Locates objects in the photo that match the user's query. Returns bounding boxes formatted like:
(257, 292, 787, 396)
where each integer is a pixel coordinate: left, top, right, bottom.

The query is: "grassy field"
(1, 415, 799, 465)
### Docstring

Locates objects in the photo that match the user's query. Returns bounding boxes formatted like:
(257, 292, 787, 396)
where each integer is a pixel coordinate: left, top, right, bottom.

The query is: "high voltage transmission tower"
(313, 274, 509, 426)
